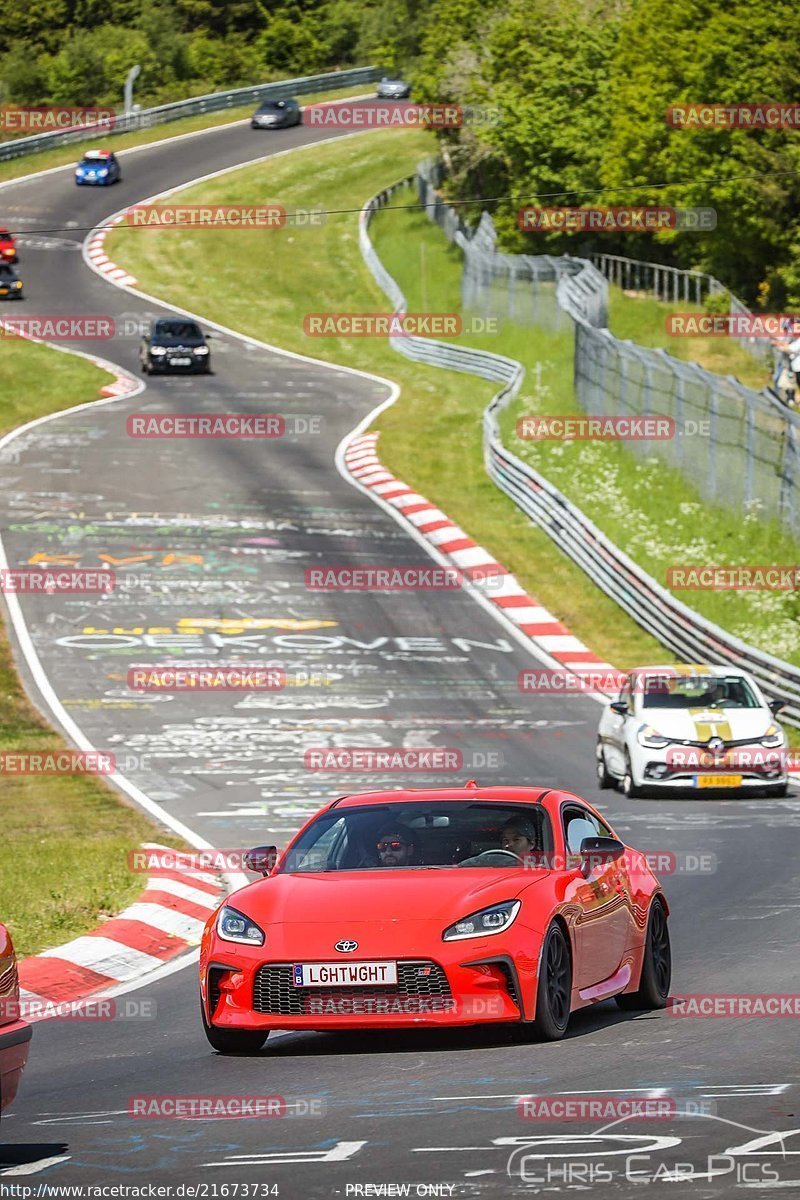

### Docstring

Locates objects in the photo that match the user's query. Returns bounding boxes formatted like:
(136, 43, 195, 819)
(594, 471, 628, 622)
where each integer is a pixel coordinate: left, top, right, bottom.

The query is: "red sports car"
(0, 229, 18, 264)
(0, 922, 31, 1117)
(200, 784, 671, 1052)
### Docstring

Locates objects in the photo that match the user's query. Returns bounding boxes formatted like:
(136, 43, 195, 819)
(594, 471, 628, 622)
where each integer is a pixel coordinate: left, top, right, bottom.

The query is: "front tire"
(528, 922, 572, 1040)
(596, 740, 613, 789)
(622, 750, 644, 798)
(616, 899, 670, 1011)
(202, 1002, 268, 1055)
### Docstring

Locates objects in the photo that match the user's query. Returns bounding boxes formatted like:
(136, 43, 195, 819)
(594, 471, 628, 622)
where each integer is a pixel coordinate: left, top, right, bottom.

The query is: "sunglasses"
(377, 840, 408, 852)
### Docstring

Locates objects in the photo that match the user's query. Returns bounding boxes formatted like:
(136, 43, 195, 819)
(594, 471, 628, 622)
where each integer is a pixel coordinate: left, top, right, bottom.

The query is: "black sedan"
(0, 263, 24, 299)
(139, 318, 211, 375)
(250, 98, 302, 129)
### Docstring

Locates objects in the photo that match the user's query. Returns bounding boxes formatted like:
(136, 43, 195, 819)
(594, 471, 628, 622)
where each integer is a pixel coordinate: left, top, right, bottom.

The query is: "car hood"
(640, 706, 773, 741)
(230, 868, 549, 925)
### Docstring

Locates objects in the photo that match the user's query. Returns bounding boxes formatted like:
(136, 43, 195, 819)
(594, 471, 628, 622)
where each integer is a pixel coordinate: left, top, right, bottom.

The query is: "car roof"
(331, 785, 556, 808)
(81, 149, 114, 159)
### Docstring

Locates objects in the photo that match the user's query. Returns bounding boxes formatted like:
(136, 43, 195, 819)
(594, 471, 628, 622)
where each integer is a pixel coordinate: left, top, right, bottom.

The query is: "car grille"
(253, 960, 451, 1015)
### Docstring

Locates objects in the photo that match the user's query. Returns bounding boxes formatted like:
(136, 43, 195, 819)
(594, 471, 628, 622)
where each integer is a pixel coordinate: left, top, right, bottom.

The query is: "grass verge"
(0, 342, 182, 958)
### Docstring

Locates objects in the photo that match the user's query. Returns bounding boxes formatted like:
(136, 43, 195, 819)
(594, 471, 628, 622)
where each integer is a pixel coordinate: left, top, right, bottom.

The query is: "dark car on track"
(376, 76, 411, 99)
(139, 318, 211, 375)
(0, 263, 23, 299)
(250, 99, 302, 129)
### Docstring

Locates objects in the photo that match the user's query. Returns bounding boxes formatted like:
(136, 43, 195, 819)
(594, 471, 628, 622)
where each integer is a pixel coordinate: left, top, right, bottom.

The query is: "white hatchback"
(596, 664, 788, 797)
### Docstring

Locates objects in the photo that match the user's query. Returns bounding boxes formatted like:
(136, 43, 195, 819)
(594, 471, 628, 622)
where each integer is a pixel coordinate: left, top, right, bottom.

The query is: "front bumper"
(635, 742, 787, 791)
(202, 942, 534, 1031)
(148, 354, 209, 373)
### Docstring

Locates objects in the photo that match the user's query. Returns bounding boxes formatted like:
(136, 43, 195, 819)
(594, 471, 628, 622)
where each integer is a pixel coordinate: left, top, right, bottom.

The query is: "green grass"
(608, 288, 769, 392)
(0, 336, 116, 436)
(0, 341, 186, 957)
(0, 83, 373, 186)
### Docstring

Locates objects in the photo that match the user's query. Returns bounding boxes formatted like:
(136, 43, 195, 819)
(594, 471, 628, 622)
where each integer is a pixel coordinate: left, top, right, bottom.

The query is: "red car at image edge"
(0, 923, 31, 1115)
(0, 229, 18, 264)
(200, 784, 671, 1052)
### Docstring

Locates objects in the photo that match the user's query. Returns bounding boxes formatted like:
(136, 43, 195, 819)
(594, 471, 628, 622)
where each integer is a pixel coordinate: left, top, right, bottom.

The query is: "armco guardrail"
(0, 67, 381, 162)
(359, 172, 800, 726)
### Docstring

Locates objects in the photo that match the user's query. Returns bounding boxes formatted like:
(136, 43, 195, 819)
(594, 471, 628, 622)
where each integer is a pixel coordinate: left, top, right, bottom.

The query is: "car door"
(562, 805, 630, 989)
(604, 675, 632, 775)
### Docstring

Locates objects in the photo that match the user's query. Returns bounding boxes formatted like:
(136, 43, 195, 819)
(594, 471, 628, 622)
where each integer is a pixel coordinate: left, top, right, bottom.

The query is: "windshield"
(0, 265, 15, 277)
(280, 802, 554, 873)
(153, 321, 202, 340)
(639, 673, 760, 709)
(80, 157, 109, 166)
(257, 102, 287, 112)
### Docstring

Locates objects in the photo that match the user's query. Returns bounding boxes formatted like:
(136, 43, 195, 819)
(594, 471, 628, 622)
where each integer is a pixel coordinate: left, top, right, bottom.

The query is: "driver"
(375, 825, 416, 867)
(500, 816, 540, 865)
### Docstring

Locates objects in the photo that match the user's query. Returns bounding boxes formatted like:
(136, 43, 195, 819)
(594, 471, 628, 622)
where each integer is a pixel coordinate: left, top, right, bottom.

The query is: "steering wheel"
(458, 849, 523, 866)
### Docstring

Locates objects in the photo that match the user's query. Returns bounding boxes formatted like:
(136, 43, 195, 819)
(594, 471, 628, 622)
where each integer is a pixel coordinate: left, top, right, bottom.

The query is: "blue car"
(74, 149, 122, 186)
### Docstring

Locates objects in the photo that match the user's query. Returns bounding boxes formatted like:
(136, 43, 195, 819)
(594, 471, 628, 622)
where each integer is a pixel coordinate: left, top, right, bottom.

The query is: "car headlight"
(761, 724, 785, 748)
(193, 345, 209, 355)
(150, 346, 167, 355)
(637, 723, 671, 748)
(98, 169, 108, 176)
(442, 900, 520, 941)
(216, 905, 265, 946)
(12, 282, 21, 289)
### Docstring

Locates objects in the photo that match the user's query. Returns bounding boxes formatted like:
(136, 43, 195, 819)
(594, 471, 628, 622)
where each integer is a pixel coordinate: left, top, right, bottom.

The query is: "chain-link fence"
(416, 159, 800, 537)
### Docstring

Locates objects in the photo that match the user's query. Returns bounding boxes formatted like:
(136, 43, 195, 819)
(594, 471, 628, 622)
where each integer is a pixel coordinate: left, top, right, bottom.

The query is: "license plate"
(170, 357, 191, 365)
(293, 961, 397, 987)
(695, 774, 743, 788)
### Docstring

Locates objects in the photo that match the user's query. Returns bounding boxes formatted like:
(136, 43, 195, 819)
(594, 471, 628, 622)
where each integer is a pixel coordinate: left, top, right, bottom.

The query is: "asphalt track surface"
(1, 109, 799, 1197)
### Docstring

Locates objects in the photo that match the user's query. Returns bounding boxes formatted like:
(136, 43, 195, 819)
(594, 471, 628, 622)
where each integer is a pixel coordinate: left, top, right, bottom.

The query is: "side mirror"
(769, 698, 786, 715)
(610, 700, 628, 716)
(579, 836, 626, 866)
(243, 845, 278, 876)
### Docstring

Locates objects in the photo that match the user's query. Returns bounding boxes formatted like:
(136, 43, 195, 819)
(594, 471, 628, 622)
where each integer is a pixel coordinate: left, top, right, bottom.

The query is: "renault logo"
(334, 939, 358, 953)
